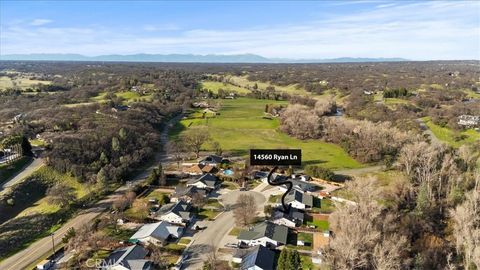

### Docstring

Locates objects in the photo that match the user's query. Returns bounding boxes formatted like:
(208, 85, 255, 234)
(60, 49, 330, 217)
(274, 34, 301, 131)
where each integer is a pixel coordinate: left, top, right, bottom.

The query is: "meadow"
(423, 117, 480, 147)
(170, 98, 363, 170)
(201, 80, 251, 95)
(0, 76, 51, 91)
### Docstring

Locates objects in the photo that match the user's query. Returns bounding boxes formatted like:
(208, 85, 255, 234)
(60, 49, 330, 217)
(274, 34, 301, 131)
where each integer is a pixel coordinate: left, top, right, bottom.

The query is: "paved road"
(182, 190, 266, 270)
(0, 114, 182, 270)
(0, 157, 44, 192)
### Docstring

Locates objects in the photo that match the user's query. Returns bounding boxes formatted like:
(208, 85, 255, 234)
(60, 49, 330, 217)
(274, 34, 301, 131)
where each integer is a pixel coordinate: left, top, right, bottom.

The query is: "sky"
(1, 0, 479, 60)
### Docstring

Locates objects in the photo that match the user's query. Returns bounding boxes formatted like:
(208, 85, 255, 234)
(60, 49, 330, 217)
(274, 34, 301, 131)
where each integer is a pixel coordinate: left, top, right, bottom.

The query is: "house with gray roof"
(284, 189, 313, 210)
(238, 221, 289, 248)
(199, 155, 225, 167)
(171, 185, 207, 203)
(154, 201, 193, 225)
(129, 221, 183, 246)
(186, 173, 220, 191)
(232, 245, 276, 270)
(102, 245, 152, 270)
(272, 207, 305, 228)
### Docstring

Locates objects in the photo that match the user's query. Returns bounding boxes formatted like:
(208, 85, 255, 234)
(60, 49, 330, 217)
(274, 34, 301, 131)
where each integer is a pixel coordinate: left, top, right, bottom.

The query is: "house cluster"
(458, 115, 480, 128)
(230, 171, 325, 269)
(100, 155, 228, 269)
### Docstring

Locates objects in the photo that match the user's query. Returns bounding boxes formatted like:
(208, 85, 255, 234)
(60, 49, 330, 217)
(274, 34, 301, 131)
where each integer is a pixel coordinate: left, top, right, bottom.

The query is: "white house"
(458, 115, 480, 127)
(155, 201, 193, 225)
(272, 208, 305, 228)
(186, 173, 220, 191)
(129, 221, 183, 246)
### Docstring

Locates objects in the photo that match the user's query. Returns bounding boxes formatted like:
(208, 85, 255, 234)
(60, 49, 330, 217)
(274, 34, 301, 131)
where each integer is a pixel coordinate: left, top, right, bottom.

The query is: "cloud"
(29, 19, 53, 26)
(1, 1, 479, 60)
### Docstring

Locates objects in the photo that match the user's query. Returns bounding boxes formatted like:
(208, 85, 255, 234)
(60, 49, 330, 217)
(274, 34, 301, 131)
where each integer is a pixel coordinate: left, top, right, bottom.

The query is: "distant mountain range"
(0, 53, 409, 63)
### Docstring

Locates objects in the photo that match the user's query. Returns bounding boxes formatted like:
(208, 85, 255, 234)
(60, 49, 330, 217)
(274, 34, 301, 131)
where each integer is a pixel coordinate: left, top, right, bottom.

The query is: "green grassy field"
(0, 76, 51, 91)
(201, 80, 251, 95)
(423, 117, 480, 147)
(16, 167, 90, 217)
(171, 98, 363, 169)
(226, 75, 325, 98)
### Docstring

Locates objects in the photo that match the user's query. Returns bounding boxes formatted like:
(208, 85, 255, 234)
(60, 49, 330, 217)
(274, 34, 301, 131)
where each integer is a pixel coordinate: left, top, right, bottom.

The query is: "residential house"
(171, 186, 207, 203)
(199, 155, 225, 167)
(111, 105, 129, 113)
(278, 179, 319, 193)
(154, 201, 193, 225)
(238, 222, 289, 248)
(232, 245, 276, 270)
(184, 164, 218, 175)
(186, 173, 220, 191)
(284, 189, 313, 210)
(458, 115, 480, 127)
(102, 245, 152, 270)
(129, 221, 183, 246)
(272, 208, 305, 228)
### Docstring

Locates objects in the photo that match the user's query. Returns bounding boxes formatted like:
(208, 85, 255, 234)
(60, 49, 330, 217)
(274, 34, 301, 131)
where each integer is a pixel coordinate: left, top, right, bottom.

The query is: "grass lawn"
(178, 238, 192, 245)
(91, 91, 153, 104)
(205, 198, 222, 208)
(226, 75, 323, 98)
(269, 194, 281, 203)
(201, 80, 251, 95)
(103, 225, 135, 241)
(423, 117, 480, 147)
(0, 76, 51, 91)
(146, 189, 171, 204)
(164, 243, 186, 253)
(298, 232, 313, 243)
(312, 198, 335, 214)
(170, 98, 363, 169)
(29, 139, 48, 147)
(0, 156, 33, 185)
(300, 255, 320, 270)
(228, 227, 242, 236)
(306, 219, 330, 231)
(198, 208, 222, 220)
(221, 181, 239, 190)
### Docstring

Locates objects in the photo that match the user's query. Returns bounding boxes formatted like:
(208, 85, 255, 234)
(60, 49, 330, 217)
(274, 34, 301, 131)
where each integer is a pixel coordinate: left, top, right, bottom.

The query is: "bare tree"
(167, 139, 185, 169)
(324, 177, 410, 270)
(46, 182, 76, 207)
(181, 127, 210, 158)
(233, 194, 257, 227)
(451, 172, 480, 269)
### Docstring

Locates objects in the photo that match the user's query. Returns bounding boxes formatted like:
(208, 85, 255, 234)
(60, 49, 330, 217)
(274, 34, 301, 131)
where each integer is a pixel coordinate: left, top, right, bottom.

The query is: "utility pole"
(50, 233, 55, 262)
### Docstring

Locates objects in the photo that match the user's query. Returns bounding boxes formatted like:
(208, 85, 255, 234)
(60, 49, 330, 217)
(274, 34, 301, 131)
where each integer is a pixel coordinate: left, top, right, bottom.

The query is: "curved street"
(182, 190, 266, 270)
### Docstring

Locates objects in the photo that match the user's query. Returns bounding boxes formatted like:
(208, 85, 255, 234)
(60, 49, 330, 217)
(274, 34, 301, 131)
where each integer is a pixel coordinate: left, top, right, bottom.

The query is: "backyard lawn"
(170, 98, 363, 169)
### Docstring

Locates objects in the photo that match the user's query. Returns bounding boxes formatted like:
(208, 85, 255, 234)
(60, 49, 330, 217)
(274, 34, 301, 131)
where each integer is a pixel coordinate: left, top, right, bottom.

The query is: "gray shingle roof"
(157, 201, 193, 221)
(285, 189, 313, 207)
(238, 222, 288, 244)
(187, 173, 219, 189)
(104, 245, 152, 270)
(130, 221, 183, 242)
(240, 245, 276, 270)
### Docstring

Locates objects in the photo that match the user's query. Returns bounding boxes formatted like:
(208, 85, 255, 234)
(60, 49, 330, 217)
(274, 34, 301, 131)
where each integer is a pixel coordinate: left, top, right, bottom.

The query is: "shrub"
(305, 165, 335, 180)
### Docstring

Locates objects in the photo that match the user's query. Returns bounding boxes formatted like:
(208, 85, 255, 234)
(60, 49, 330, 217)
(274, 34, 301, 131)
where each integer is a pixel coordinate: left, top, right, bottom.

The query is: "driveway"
(182, 190, 266, 270)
